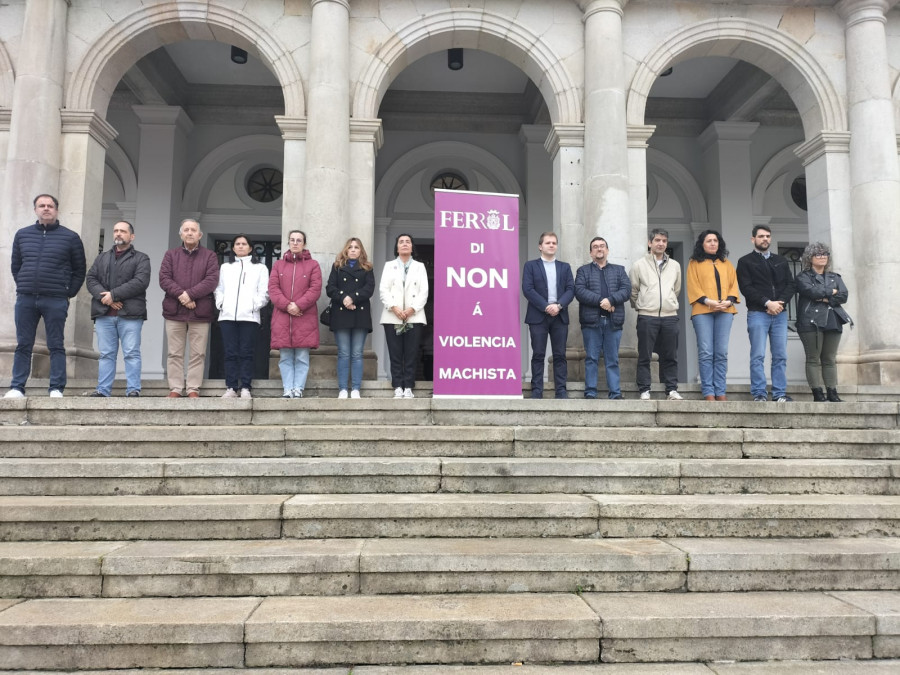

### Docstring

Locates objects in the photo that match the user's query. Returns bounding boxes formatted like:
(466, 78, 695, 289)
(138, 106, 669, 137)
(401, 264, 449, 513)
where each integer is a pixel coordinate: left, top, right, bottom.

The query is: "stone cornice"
(310, 0, 350, 11)
(627, 124, 656, 148)
(698, 121, 759, 150)
(519, 124, 552, 145)
(835, 0, 894, 27)
(544, 124, 584, 158)
(132, 105, 193, 135)
(350, 119, 384, 153)
(580, 0, 628, 21)
(794, 131, 851, 165)
(275, 116, 308, 141)
(59, 110, 118, 148)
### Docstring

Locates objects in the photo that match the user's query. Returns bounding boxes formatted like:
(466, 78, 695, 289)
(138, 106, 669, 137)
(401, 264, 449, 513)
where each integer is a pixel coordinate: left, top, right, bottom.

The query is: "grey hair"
(801, 241, 832, 272)
(179, 218, 201, 233)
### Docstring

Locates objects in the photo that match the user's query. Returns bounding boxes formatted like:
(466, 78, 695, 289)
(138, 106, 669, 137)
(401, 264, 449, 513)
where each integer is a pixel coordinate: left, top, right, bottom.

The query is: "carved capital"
(794, 131, 852, 166)
(275, 116, 308, 141)
(544, 123, 585, 158)
(627, 124, 656, 149)
(60, 110, 118, 149)
(350, 119, 384, 153)
(579, 0, 628, 22)
(836, 0, 893, 28)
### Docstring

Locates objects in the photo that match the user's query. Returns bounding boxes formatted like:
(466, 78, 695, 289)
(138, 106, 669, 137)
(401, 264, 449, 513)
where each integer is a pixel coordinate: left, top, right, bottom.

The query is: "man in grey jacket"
(629, 228, 683, 401)
(85, 221, 151, 397)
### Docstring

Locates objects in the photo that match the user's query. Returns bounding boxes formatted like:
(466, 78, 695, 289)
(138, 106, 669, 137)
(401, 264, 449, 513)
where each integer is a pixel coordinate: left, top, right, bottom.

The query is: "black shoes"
(826, 387, 843, 402)
(811, 388, 827, 402)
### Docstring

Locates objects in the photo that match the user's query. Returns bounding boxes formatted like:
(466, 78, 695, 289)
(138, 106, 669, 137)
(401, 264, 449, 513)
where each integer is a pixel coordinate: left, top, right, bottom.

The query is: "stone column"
(581, 0, 630, 256)
(698, 121, 760, 387)
(0, 0, 69, 376)
(304, 0, 350, 266)
(54, 111, 119, 377)
(545, 124, 585, 382)
(624, 124, 656, 379)
(795, 132, 858, 384)
(132, 105, 194, 379)
(836, 0, 900, 384)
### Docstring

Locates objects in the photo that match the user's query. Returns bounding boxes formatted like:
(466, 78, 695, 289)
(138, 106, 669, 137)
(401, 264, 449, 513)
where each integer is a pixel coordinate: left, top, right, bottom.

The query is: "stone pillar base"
(0, 345, 98, 383)
(857, 355, 900, 386)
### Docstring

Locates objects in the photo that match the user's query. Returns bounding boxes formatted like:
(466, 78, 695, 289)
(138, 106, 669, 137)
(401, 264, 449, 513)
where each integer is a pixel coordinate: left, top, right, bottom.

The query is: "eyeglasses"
(813, 253, 830, 258)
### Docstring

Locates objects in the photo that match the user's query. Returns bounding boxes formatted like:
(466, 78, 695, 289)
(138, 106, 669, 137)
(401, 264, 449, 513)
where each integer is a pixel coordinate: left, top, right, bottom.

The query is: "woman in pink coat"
(269, 230, 322, 398)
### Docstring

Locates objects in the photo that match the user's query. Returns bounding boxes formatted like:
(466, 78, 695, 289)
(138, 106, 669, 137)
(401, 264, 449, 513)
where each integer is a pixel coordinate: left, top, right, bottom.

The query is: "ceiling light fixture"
(448, 48, 464, 71)
(231, 46, 248, 65)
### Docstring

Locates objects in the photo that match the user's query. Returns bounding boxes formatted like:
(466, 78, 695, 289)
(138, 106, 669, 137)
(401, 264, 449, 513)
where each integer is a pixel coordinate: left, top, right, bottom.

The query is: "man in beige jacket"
(629, 228, 683, 401)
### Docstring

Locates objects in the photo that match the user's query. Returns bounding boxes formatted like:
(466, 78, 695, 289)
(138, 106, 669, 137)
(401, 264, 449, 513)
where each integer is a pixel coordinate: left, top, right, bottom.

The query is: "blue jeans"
(582, 317, 623, 398)
(95, 316, 143, 395)
(12, 294, 69, 393)
(747, 310, 788, 399)
(219, 320, 258, 390)
(278, 348, 310, 392)
(691, 312, 733, 397)
(335, 328, 367, 391)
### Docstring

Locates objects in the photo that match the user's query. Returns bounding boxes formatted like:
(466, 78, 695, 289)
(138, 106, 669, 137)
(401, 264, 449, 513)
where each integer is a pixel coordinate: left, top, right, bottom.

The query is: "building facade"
(0, 0, 897, 388)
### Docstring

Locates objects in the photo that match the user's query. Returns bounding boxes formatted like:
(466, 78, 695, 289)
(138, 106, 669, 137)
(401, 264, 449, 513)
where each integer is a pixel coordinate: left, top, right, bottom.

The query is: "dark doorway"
(208, 237, 281, 380)
(416, 243, 435, 382)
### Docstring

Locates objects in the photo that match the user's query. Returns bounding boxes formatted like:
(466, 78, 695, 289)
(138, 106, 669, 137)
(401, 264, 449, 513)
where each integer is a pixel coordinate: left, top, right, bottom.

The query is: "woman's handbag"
(319, 305, 332, 326)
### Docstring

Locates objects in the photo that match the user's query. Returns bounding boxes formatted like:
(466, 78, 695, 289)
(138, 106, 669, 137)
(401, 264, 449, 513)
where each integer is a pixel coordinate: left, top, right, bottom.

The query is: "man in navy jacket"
(522, 231, 575, 399)
(575, 237, 631, 399)
(5, 194, 86, 398)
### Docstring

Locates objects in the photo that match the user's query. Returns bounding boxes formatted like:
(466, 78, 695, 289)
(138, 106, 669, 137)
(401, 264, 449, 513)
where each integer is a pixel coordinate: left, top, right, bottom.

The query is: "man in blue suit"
(522, 231, 575, 399)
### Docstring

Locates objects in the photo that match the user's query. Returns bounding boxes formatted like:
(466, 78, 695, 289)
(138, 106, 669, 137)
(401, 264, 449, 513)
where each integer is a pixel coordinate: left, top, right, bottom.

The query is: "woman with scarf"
(687, 229, 740, 401)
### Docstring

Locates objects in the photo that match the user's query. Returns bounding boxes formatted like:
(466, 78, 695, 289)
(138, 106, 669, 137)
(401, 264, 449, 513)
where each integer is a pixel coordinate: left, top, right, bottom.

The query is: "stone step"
(0, 495, 289, 541)
(4, 537, 900, 599)
(0, 457, 894, 496)
(596, 494, 900, 537)
(1, 592, 898, 667)
(3, 398, 897, 429)
(0, 593, 600, 668)
(4, 425, 900, 460)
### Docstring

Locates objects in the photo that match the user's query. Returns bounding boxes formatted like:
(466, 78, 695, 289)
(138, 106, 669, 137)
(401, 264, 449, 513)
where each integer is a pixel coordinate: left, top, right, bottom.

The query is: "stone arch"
(183, 134, 284, 212)
(353, 9, 581, 125)
(375, 141, 523, 220)
(647, 148, 708, 225)
(66, 3, 304, 117)
(627, 18, 846, 137)
(0, 40, 13, 108)
(104, 141, 138, 203)
(752, 143, 804, 216)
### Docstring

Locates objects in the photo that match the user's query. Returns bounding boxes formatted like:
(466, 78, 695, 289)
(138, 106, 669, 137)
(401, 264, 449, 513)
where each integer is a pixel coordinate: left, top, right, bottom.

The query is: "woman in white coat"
(214, 234, 270, 398)
(379, 233, 429, 398)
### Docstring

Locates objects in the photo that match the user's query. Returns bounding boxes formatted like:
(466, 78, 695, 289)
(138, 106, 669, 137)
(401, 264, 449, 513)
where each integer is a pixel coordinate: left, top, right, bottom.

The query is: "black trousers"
(636, 315, 679, 393)
(384, 323, 422, 388)
(529, 314, 568, 395)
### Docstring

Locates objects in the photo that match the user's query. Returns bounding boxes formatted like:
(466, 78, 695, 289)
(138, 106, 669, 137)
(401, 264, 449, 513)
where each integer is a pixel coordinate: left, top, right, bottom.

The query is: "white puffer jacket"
(214, 256, 270, 324)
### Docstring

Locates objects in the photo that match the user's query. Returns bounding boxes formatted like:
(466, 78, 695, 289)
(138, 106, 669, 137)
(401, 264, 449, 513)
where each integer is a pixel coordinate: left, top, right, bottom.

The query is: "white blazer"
(379, 258, 429, 325)
(214, 256, 270, 324)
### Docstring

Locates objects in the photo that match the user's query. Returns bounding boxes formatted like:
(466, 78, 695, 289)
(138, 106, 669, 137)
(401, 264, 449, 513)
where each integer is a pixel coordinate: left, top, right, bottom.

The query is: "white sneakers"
(639, 390, 651, 401)
(393, 387, 404, 398)
(49, 390, 63, 398)
(667, 390, 683, 400)
(338, 389, 349, 399)
(240, 388, 252, 399)
(339, 389, 362, 400)
(350, 390, 361, 399)
(403, 388, 414, 398)
(3, 389, 24, 399)
(222, 388, 238, 398)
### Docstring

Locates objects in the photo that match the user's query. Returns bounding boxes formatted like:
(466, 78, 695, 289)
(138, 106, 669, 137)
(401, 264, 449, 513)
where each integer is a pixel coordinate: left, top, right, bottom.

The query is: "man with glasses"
(736, 224, 796, 402)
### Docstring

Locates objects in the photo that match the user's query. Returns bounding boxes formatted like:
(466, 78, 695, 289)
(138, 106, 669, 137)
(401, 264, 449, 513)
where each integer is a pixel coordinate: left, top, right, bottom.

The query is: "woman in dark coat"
(326, 237, 375, 399)
(269, 230, 322, 398)
(796, 241, 852, 402)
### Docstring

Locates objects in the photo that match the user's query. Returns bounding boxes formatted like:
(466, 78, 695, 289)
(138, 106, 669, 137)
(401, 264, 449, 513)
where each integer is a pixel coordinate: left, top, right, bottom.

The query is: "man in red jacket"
(158, 219, 219, 398)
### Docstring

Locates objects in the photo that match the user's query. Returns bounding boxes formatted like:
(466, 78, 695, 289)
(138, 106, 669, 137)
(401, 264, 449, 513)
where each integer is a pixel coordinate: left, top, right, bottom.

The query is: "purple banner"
(433, 189, 521, 398)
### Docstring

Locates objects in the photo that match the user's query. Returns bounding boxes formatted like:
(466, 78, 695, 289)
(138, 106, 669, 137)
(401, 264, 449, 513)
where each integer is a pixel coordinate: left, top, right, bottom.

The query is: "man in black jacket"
(85, 221, 151, 397)
(736, 225, 797, 402)
(5, 194, 86, 399)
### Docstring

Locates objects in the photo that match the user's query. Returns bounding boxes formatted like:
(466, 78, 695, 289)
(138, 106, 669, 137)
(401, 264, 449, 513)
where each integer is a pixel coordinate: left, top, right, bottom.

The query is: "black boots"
(826, 387, 843, 403)
(811, 388, 827, 402)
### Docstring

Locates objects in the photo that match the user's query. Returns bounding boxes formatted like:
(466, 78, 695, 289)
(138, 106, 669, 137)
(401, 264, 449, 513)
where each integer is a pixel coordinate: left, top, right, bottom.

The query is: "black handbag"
(319, 305, 332, 326)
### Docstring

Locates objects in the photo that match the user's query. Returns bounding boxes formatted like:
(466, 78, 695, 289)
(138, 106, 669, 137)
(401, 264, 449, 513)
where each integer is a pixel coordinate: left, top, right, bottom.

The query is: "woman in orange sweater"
(687, 230, 740, 401)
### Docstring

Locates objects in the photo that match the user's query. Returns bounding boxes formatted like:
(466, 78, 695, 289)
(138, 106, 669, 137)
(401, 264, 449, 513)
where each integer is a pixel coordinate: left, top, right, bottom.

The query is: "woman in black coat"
(326, 237, 375, 399)
(795, 242, 852, 402)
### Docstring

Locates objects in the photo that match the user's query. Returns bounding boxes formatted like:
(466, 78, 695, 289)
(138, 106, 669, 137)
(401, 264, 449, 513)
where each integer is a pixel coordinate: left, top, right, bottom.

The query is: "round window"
(430, 172, 469, 192)
(790, 175, 807, 212)
(246, 167, 283, 203)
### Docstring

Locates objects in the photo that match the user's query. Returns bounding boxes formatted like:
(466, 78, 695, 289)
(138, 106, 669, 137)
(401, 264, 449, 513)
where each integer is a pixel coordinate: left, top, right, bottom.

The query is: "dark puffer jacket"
(86, 246, 152, 320)
(11, 221, 86, 298)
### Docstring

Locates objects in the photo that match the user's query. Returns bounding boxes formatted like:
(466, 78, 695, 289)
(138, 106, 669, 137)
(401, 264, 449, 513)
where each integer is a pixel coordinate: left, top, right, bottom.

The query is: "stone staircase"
(1, 391, 900, 672)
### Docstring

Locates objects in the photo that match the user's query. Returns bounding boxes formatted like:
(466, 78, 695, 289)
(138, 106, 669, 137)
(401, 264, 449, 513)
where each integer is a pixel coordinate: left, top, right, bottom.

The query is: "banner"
(433, 189, 522, 398)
